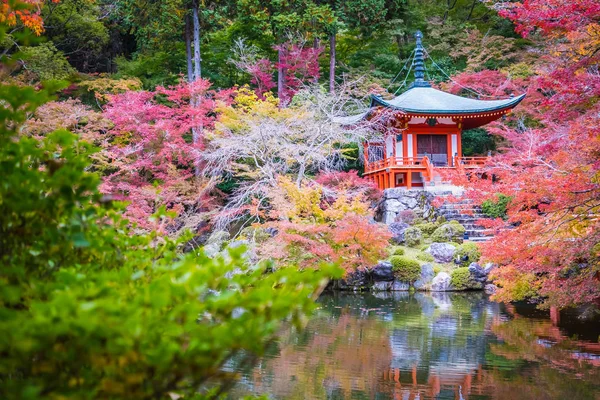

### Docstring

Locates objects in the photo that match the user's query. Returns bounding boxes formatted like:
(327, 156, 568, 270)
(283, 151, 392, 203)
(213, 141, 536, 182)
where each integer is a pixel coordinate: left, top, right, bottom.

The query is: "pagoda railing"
(365, 155, 490, 174)
(455, 156, 489, 167)
(364, 156, 428, 173)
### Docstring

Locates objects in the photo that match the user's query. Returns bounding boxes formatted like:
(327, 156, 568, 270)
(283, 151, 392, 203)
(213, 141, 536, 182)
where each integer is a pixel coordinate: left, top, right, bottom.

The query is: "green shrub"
(416, 252, 435, 262)
(389, 246, 405, 256)
(390, 256, 421, 283)
(455, 242, 481, 267)
(404, 226, 423, 247)
(415, 222, 438, 236)
(481, 194, 512, 219)
(20, 43, 75, 81)
(451, 267, 481, 290)
(431, 221, 466, 244)
(0, 75, 339, 398)
(436, 215, 447, 224)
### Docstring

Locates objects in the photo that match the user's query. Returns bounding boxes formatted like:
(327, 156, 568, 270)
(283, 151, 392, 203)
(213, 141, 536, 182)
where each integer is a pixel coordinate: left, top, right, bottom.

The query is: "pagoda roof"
(370, 86, 525, 115)
(333, 31, 525, 129)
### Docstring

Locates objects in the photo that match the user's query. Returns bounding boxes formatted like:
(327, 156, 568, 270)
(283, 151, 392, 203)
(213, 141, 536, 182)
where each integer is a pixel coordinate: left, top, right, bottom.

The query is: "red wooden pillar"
(389, 171, 395, 188)
(406, 171, 412, 189)
(446, 133, 452, 166)
(412, 133, 418, 161)
(457, 130, 462, 159)
(402, 131, 408, 164)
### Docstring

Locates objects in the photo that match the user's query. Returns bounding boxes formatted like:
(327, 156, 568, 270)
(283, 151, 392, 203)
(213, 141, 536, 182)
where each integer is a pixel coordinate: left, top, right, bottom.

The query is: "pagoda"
(343, 31, 525, 190)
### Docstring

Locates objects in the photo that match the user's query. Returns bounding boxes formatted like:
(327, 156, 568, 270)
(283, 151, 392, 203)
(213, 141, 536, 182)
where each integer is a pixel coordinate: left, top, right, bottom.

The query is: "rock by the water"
(468, 262, 488, 284)
(426, 243, 456, 263)
(431, 272, 452, 292)
(373, 281, 392, 292)
(388, 222, 409, 244)
(391, 280, 410, 291)
(483, 262, 497, 276)
(484, 284, 498, 294)
(334, 268, 370, 290)
(371, 261, 394, 281)
(414, 263, 435, 290)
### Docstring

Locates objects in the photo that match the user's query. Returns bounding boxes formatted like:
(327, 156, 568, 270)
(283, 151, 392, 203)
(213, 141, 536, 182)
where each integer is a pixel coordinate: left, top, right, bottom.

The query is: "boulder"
(400, 196, 418, 209)
(391, 280, 411, 291)
(483, 262, 497, 276)
(383, 211, 397, 224)
(372, 281, 392, 292)
(468, 262, 488, 284)
(484, 284, 498, 294)
(431, 272, 452, 292)
(426, 243, 457, 263)
(384, 199, 404, 213)
(388, 222, 409, 244)
(335, 268, 370, 290)
(384, 188, 406, 200)
(371, 261, 394, 282)
(414, 263, 435, 290)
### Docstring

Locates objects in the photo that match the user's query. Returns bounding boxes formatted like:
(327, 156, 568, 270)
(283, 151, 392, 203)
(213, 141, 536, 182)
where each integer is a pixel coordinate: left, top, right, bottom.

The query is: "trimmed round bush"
(431, 221, 466, 244)
(414, 222, 438, 236)
(390, 256, 421, 283)
(451, 267, 481, 290)
(455, 242, 481, 267)
(404, 227, 423, 247)
(416, 252, 435, 262)
(389, 246, 405, 256)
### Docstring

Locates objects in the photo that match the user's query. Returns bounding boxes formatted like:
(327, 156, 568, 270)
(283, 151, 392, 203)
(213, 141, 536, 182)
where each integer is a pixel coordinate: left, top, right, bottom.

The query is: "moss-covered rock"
(389, 246, 405, 256)
(403, 227, 423, 247)
(431, 221, 465, 244)
(455, 242, 481, 267)
(450, 267, 482, 290)
(390, 256, 421, 284)
(414, 222, 438, 236)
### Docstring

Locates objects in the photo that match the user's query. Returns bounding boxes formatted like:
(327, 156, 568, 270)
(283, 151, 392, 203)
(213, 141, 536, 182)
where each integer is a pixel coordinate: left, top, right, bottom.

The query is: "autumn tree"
(201, 84, 377, 228)
(443, 0, 600, 308)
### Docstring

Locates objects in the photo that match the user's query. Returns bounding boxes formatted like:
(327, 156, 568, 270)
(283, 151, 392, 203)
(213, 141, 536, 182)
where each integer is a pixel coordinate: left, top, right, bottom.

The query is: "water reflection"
(231, 292, 600, 399)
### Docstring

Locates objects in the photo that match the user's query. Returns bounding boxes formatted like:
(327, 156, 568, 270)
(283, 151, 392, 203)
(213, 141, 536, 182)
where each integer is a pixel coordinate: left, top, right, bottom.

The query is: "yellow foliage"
(79, 77, 143, 103)
(271, 176, 370, 223)
(215, 86, 298, 136)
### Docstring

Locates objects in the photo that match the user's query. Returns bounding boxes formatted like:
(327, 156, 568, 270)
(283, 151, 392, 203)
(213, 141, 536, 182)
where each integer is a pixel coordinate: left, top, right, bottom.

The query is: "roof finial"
(411, 30, 430, 88)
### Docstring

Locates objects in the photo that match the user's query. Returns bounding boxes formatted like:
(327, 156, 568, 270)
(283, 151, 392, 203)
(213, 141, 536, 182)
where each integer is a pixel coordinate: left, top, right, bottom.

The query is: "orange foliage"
(0, 0, 58, 35)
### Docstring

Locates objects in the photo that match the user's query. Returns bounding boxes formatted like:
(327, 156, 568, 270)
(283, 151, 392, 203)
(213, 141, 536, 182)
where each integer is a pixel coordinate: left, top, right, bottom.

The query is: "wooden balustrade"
(364, 156, 427, 173)
(455, 156, 489, 167)
(364, 155, 489, 189)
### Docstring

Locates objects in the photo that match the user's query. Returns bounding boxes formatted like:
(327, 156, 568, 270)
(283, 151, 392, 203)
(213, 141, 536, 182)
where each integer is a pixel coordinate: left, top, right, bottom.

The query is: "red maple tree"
(443, 1, 600, 307)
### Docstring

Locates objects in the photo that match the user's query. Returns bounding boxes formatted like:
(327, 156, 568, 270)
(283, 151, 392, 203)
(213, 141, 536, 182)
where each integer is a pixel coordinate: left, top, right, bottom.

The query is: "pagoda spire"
(411, 30, 430, 88)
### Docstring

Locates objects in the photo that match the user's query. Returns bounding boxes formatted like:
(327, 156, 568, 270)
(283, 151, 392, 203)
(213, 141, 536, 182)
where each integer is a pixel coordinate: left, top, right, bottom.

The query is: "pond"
(230, 292, 600, 400)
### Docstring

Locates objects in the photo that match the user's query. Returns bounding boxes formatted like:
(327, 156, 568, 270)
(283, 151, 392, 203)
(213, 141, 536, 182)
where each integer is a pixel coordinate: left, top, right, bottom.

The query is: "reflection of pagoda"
(341, 31, 525, 189)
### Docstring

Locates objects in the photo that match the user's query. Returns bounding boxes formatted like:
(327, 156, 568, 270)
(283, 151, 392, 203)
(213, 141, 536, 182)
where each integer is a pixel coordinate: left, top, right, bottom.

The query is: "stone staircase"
(437, 199, 494, 242)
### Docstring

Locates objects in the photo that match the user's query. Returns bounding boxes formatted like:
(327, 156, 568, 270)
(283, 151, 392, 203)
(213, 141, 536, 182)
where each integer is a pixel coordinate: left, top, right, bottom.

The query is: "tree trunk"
(191, 2, 202, 177)
(277, 45, 285, 106)
(185, 15, 193, 83)
(329, 33, 336, 93)
(192, 2, 201, 80)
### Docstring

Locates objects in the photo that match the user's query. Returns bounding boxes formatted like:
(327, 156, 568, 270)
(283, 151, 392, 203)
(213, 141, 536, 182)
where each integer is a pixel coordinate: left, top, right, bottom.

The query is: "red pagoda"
(344, 31, 525, 190)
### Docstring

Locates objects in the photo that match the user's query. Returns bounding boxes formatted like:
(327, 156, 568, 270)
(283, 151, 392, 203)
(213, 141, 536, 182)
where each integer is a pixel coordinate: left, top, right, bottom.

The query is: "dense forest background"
(8, 0, 522, 94)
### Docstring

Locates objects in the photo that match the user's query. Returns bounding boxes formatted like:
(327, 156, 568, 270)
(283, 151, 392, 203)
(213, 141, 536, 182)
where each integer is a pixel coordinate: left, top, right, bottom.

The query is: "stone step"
(468, 236, 494, 242)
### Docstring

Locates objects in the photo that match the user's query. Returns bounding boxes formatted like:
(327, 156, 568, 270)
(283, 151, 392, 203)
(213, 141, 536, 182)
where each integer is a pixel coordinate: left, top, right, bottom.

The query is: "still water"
(231, 292, 600, 400)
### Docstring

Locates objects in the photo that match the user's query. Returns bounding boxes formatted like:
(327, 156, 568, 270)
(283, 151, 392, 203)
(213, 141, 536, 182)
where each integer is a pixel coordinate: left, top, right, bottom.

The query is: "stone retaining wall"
(375, 188, 436, 224)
